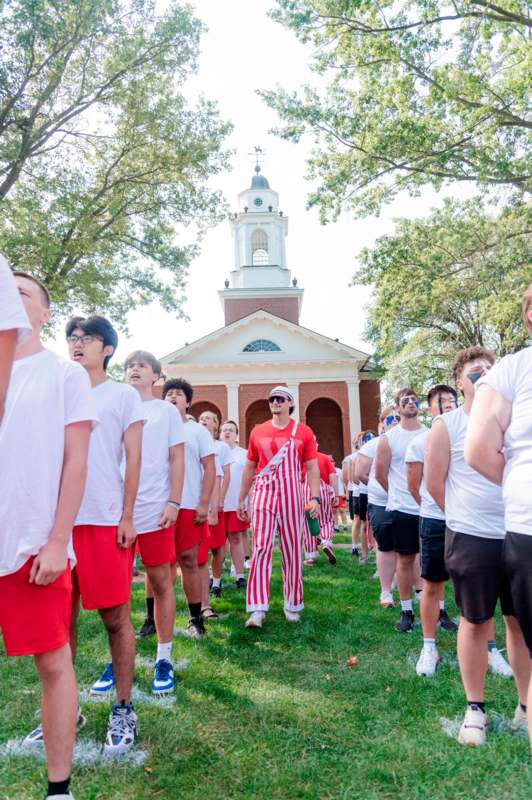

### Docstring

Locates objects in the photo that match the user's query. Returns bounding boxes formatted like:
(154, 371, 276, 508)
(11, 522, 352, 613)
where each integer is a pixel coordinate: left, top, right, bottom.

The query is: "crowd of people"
(0, 256, 531, 800)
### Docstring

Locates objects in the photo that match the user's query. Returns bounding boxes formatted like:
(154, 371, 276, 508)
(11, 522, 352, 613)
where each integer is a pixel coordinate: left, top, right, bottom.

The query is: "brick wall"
(359, 379, 381, 432)
(224, 297, 300, 325)
(299, 381, 351, 458)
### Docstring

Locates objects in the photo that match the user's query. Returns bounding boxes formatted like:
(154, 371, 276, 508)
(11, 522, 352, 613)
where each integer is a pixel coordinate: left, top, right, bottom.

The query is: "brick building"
(159, 166, 380, 464)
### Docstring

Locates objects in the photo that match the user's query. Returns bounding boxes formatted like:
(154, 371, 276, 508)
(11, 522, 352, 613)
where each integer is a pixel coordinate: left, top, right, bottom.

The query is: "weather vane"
(248, 145, 265, 174)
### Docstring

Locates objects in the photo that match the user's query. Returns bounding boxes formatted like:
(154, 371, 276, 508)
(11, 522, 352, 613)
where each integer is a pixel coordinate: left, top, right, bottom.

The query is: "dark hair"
(65, 315, 118, 370)
(13, 271, 51, 308)
(394, 387, 418, 406)
(452, 346, 495, 384)
(427, 384, 457, 405)
(124, 350, 162, 379)
(221, 419, 239, 435)
(162, 377, 193, 405)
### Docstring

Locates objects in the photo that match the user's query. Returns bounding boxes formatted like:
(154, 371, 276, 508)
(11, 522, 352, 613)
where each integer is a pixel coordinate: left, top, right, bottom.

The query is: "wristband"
(311, 496, 322, 505)
(167, 500, 181, 510)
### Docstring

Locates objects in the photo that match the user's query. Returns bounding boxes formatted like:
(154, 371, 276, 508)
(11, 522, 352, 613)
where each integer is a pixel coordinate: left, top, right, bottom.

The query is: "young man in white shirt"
(1, 273, 96, 800)
(405, 384, 458, 677)
(66, 315, 145, 755)
(425, 346, 530, 746)
(162, 378, 216, 638)
(465, 287, 532, 745)
(125, 351, 184, 694)
(220, 420, 250, 588)
(374, 389, 425, 632)
(0, 255, 31, 423)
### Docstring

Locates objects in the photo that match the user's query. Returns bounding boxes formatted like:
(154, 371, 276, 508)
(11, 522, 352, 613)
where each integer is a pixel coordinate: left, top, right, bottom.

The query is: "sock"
(212, 577, 221, 589)
(520, 703, 527, 713)
(47, 778, 70, 797)
(188, 601, 202, 621)
(468, 701, 486, 713)
(401, 599, 413, 613)
(423, 638, 436, 652)
(487, 640, 497, 652)
(156, 641, 172, 663)
(146, 596, 155, 622)
(439, 600, 445, 611)
(236, 573, 244, 580)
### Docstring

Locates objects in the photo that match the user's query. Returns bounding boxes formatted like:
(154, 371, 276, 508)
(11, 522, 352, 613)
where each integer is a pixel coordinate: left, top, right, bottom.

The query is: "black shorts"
(445, 528, 514, 624)
(420, 517, 448, 583)
(368, 504, 393, 551)
(348, 491, 355, 520)
(504, 531, 532, 657)
(359, 493, 368, 522)
(390, 510, 420, 555)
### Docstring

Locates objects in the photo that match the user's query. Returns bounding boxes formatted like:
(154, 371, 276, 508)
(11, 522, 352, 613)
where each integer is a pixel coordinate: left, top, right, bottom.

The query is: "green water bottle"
(305, 504, 320, 536)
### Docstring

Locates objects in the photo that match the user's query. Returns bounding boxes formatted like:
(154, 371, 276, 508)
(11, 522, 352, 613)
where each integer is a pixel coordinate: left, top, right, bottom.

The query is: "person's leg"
(35, 645, 77, 783)
(145, 572, 154, 622)
(228, 531, 245, 575)
(176, 546, 201, 604)
(247, 482, 276, 614)
(377, 549, 397, 595)
(457, 618, 491, 701)
(146, 563, 175, 647)
(413, 553, 423, 592)
(199, 562, 210, 610)
(396, 553, 416, 604)
(504, 615, 531, 706)
(278, 490, 304, 615)
(99, 603, 135, 703)
(420, 580, 444, 639)
(69, 585, 81, 662)
(211, 545, 225, 581)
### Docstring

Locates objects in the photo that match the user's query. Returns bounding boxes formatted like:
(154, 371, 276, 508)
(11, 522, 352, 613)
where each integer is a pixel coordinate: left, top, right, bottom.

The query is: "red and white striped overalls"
(247, 423, 305, 613)
(302, 478, 335, 558)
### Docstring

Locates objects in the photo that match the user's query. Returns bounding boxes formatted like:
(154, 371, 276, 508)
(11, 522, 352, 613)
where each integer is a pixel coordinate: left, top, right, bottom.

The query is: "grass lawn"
(0, 548, 530, 799)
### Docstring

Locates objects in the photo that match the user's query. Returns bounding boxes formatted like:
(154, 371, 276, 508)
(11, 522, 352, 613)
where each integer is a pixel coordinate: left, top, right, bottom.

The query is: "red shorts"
(174, 509, 204, 555)
(338, 496, 347, 510)
(208, 515, 226, 550)
(137, 527, 176, 567)
(0, 558, 71, 656)
(72, 525, 133, 610)
(225, 511, 248, 534)
(197, 538, 209, 566)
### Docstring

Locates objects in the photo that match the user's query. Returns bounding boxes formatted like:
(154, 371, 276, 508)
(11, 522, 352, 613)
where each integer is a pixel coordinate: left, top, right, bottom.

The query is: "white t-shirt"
(384, 424, 425, 514)
(181, 419, 215, 510)
(214, 439, 233, 480)
(133, 399, 185, 534)
(0, 254, 31, 342)
(479, 348, 532, 536)
(405, 429, 445, 521)
(224, 446, 248, 511)
(0, 350, 97, 576)
(76, 380, 146, 526)
(359, 437, 388, 507)
(439, 406, 505, 539)
(345, 453, 359, 495)
(336, 467, 345, 497)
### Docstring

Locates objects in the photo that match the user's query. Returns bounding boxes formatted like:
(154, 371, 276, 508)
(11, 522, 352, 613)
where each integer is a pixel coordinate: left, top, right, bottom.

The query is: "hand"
(236, 502, 248, 523)
(117, 516, 137, 549)
(207, 508, 218, 526)
(29, 539, 69, 586)
(159, 504, 179, 529)
(194, 502, 208, 525)
(308, 499, 320, 519)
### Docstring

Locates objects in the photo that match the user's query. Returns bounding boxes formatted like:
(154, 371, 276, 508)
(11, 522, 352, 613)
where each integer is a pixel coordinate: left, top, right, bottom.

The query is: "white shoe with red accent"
(458, 706, 487, 747)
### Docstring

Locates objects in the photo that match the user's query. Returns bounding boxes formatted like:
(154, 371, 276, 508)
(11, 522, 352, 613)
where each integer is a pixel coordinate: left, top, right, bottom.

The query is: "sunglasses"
(400, 396, 419, 408)
(385, 414, 401, 426)
(269, 395, 288, 404)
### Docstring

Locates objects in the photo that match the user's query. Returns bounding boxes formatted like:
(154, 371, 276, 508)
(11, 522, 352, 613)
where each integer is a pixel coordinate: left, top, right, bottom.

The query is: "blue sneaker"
(104, 703, 137, 755)
(152, 659, 174, 695)
(90, 662, 115, 695)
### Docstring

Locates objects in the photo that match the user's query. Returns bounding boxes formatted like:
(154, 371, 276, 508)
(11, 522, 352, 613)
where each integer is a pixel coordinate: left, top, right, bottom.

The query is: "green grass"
(1, 550, 530, 799)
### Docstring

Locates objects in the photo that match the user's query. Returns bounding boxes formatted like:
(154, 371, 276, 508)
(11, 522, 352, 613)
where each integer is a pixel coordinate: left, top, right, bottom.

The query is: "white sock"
(156, 641, 172, 663)
(439, 600, 445, 611)
(423, 638, 436, 652)
(401, 599, 413, 612)
(236, 573, 244, 580)
(212, 577, 221, 588)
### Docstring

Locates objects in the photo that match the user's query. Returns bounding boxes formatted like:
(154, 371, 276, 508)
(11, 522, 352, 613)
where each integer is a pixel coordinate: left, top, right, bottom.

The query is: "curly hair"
(452, 346, 495, 384)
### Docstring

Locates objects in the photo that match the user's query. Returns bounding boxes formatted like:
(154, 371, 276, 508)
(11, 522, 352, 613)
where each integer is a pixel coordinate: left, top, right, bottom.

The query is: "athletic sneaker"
(104, 703, 137, 755)
(359, 556, 368, 565)
(351, 547, 360, 557)
(24, 711, 86, 747)
(322, 545, 336, 565)
(510, 704, 528, 733)
(458, 705, 487, 747)
(138, 617, 156, 638)
(438, 610, 458, 631)
(152, 659, 174, 695)
(186, 617, 206, 639)
(245, 611, 266, 628)
(90, 662, 115, 695)
(333, 526, 339, 533)
(235, 577, 246, 589)
(415, 647, 440, 677)
(395, 610, 415, 632)
(284, 610, 300, 623)
(488, 647, 513, 677)
(379, 591, 395, 608)
(46, 794, 74, 800)
(211, 583, 222, 598)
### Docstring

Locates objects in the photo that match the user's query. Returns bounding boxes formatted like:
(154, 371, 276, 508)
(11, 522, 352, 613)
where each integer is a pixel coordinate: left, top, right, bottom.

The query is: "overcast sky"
(51, 0, 465, 364)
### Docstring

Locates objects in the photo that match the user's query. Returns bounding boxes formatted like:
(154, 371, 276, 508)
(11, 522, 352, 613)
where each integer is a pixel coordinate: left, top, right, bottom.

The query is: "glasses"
(66, 334, 102, 346)
(385, 414, 401, 426)
(269, 395, 288, 404)
(400, 396, 419, 408)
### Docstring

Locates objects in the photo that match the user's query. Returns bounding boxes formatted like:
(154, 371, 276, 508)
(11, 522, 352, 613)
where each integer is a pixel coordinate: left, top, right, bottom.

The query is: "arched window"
(251, 229, 269, 265)
(242, 339, 281, 353)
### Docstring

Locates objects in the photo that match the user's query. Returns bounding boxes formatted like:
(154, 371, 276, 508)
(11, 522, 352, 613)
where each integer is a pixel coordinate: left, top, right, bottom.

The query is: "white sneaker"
(230, 563, 236, 578)
(488, 647, 513, 677)
(284, 610, 300, 623)
(46, 795, 74, 800)
(458, 705, 487, 747)
(379, 591, 395, 608)
(511, 704, 528, 733)
(244, 558, 251, 570)
(415, 646, 440, 677)
(245, 611, 266, 628)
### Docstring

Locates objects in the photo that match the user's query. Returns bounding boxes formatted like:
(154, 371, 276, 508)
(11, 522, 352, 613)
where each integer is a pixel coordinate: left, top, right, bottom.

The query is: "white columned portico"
(286, 382, 300, 422)
(347, 378, 361, 443)
(226, 382, 239, 423)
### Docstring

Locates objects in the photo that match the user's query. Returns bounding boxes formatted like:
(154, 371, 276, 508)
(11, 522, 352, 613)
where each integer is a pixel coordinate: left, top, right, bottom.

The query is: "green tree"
(264, 0, 531, 219)
(0, 0, 231, 321)
(356, 199, 532, 391)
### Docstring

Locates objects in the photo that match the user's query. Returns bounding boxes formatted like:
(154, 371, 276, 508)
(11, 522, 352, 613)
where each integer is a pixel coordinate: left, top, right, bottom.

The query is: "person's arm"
(0, 328, 17, 425)
(424, 421, 450, 512)
(342, 460, 350, 486)
(237, 460, 257, 520)
(464, 384, 510, 485)
(118, 420, 143, 548)
(406, 462, 423, 506)
(374, 437, 391, 492)
(355, 454, 371, 485)
(305, 458, 321, 518)
(195, 453, 215, 524)
(329, 470, 339, 507)
(159, 442, 184, 528)
(349, 457, 359, 486)
(30, 421, 92, 585)
(208, 473, 220, 526)
(219, 463, 231, 509)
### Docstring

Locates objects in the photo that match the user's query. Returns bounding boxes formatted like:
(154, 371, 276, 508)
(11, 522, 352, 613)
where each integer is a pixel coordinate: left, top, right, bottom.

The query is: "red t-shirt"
(247, 419, 318, 471)
(317, 452, 336, 483)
